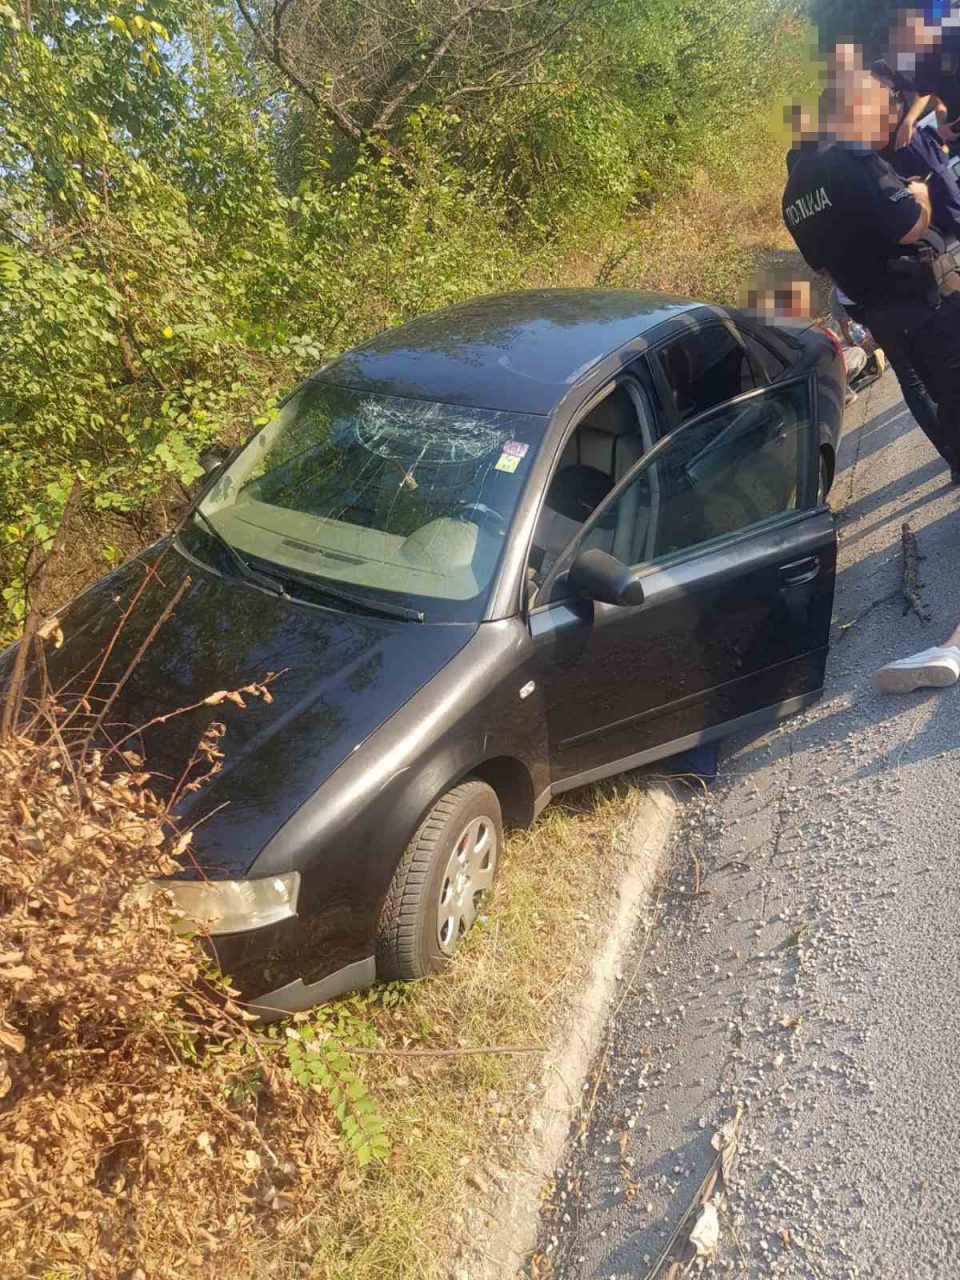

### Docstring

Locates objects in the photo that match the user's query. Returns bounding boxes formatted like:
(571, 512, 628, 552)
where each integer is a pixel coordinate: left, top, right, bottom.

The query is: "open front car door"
(529, 375, 837, 789)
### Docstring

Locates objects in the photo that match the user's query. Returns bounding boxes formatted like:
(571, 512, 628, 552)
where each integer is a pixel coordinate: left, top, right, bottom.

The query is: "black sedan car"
(23, 290, 844, 1016)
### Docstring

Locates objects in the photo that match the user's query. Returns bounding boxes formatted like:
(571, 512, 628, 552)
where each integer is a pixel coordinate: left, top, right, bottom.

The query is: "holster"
(933, 248, 960, 297)
(887, 245, 960, 305)
(887, 248, 941, 306)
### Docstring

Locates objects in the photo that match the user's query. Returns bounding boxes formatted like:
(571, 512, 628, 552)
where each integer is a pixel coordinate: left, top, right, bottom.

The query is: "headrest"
(579, 387, 636, 437)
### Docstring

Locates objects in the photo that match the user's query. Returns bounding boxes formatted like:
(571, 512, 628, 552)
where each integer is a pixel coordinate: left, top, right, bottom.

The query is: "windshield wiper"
(309, 582, 424, 623)
(189, 509, 423, 621)
(247, 559, 424, 623)
(190, 506, 290, 599)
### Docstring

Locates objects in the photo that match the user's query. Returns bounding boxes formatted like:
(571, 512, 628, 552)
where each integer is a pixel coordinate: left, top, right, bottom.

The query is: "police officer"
(872, 58, 960, 242)
(886, 4, 960, 151)
(783, 66, 960, 482)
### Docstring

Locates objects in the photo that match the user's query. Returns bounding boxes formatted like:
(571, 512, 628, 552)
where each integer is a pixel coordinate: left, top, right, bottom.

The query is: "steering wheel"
(457, 502, 508, 536)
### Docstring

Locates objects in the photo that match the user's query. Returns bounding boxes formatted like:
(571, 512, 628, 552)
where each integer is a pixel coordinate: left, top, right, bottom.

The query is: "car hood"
(37, 541, 474, 876)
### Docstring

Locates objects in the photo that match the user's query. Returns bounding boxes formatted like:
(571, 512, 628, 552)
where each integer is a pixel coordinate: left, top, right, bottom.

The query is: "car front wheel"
(376, 779, 502, 980)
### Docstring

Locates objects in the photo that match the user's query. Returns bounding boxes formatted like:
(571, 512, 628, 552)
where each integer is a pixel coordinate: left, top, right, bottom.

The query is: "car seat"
(532, 387, 647, 583)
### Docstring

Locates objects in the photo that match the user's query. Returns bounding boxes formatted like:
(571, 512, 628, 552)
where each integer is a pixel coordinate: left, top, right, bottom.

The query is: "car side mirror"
(567, 547, 645, 608)
(199, 447, 228, 478)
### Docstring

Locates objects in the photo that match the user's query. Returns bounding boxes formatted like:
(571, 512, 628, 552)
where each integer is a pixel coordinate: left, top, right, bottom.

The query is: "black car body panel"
(40, 539, 475, 877)
(229, 617, 548, 995)
(8, 288, 843, 1012)
(531, 506, 836, 784)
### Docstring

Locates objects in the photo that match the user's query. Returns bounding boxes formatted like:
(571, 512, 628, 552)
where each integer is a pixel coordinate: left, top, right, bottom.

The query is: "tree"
(0, 0, 810, 634)
(232, 0, 598, 159)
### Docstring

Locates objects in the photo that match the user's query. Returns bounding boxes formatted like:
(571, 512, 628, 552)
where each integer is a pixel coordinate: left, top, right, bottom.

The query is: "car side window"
(528, 384, 646, 590)
(655, 324, 760, 425)
(736, 325, 789, 382)
(566, 379, 812, 575)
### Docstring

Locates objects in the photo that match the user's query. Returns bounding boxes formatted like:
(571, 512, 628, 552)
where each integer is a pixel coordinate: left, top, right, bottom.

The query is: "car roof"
(314, 289, 706, 416)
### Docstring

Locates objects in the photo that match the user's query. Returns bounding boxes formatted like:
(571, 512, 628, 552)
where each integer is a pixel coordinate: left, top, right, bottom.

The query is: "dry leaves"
(689, 1200, 720, 1258)
(0, 733, 339, 1279)
(203, 679, 275, 709)
(36, 615, 63, 648)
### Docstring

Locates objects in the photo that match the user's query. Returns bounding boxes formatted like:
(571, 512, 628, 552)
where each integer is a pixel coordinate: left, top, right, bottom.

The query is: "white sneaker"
(873, 645, 960, 693)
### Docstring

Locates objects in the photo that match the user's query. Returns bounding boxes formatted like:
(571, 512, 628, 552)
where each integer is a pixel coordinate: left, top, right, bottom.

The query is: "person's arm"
(850, 155, 931, 250)
(897, 94, 934, 148)
(899, 179, 933, 242)
(928, 93, 960, 140)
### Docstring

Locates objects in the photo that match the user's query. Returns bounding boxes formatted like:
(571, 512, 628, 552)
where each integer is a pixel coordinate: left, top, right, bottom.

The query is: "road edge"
(461, 781, 679, 1278)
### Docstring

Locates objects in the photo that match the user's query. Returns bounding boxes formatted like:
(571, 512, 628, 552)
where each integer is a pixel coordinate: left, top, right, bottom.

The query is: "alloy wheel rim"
(436, 815, 498, 956)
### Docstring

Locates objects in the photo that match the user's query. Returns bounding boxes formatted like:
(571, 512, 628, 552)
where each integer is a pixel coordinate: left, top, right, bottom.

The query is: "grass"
(254, 779, 654, 1280)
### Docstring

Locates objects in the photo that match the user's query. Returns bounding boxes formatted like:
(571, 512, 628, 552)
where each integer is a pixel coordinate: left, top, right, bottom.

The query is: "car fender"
(249, 617, 549, 966)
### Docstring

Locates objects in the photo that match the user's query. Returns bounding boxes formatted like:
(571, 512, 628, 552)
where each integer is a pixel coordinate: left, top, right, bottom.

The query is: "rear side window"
(655, 325, 760, 424)
(738, 327, 789, 382)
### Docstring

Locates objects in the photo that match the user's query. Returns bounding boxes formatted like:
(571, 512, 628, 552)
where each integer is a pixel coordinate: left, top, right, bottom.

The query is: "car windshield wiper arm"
(249, 559, 424, 623)
(188, 513, 422, 621)
(190, 506, 289, 599)
(310, 582, 424, 623)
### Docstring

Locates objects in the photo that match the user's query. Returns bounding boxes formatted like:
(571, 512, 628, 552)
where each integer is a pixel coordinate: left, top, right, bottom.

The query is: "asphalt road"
(535, 370, 960, 1279)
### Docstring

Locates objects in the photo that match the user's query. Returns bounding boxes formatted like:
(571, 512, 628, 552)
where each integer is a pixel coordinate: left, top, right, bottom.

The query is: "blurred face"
(774, 282, 810, 318)
(831, 71, 898, 147)
(830, 42, 860, 72)
(892, 9, 942, 54)
(786, 101, 814, 145)
(748, 281, 810, 319)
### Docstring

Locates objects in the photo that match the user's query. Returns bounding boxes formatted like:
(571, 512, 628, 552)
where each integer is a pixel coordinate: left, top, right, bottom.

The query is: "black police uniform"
(785, 141, 816, 176)
(873, 57, 960, 242)
(910, 35, 960, 135)
(782, 141, 960, 476)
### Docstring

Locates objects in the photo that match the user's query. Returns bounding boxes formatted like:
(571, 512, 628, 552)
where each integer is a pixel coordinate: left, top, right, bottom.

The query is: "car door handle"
(779, 556, 820, 587)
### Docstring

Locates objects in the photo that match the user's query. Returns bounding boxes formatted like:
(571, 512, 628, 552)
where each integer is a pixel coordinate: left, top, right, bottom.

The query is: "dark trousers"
(864, 294, 960, 473)
(847, 301, 942, 453)
(892, 355, 941, 446)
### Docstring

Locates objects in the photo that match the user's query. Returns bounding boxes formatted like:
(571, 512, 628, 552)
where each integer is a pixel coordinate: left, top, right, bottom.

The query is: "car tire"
(376, 780, 502, 981)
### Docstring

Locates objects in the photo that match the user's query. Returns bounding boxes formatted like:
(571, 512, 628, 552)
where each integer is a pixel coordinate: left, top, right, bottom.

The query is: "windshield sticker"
(501, 440, 529, 459)
(494, 452, 522, 473)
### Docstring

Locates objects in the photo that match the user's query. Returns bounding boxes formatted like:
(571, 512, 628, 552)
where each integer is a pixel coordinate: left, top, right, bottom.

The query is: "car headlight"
(138, 872, 301, 935)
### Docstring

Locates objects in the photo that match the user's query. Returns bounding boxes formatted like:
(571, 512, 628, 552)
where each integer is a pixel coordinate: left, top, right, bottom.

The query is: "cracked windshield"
(197, 382, 542, 618)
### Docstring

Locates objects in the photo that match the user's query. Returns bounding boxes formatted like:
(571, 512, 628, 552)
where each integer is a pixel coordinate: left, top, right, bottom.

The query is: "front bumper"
(202, 915, 302, 996)
(244, 956, 376, 1022)
(201, 917, 376, 1020)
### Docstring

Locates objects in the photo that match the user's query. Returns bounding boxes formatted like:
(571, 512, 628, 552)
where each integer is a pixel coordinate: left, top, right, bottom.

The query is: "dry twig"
(343, 1042, 543, 1058)
(1, 478, 82, 741)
